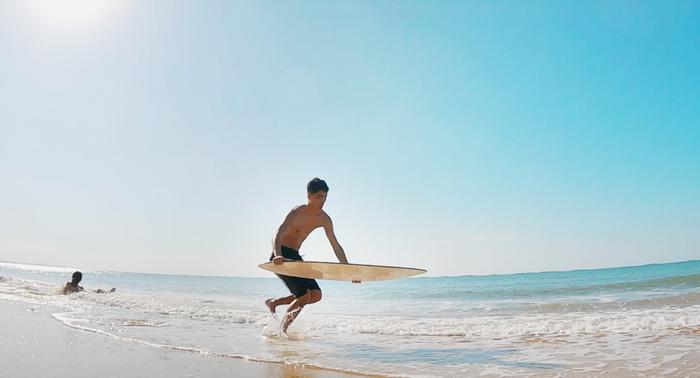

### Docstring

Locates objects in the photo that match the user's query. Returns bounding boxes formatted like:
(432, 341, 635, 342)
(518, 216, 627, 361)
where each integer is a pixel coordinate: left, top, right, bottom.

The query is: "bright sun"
(26, 0, 122, 29)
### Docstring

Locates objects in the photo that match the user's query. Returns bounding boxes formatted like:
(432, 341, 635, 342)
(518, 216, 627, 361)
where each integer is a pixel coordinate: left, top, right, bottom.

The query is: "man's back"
(277, 205, 329, 251)
(61, 282, 82, 295)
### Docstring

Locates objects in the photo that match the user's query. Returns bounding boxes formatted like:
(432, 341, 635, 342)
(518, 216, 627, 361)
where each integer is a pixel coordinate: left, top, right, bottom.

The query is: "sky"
(0, 0, 698, 277)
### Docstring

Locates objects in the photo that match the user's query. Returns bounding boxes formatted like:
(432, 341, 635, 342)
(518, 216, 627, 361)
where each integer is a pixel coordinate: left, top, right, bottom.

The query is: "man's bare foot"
(265, 299, 276, 314)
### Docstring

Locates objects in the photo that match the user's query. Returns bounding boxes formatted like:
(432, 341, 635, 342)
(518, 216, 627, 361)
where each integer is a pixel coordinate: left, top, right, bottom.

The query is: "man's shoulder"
(290, 205, 307, 214)
(320, 210, 332, 223)
(283, 205, 307, 221)
(62, 283, 78, 294)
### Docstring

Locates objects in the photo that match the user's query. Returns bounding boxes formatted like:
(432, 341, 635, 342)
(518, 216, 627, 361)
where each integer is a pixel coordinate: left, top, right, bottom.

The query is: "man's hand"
(272, 256, 285, 265)
(339, 260, 360, 283)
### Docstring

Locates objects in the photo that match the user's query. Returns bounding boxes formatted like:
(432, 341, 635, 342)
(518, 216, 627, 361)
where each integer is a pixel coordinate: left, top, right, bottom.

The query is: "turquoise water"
(2, 260, 700, 377)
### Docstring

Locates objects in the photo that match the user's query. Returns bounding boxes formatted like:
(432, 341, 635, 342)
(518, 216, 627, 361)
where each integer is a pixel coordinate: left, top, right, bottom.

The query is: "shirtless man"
(61, 271, 116, 295)
(61, 271, 84, 294)
(265, 177, 359, 333)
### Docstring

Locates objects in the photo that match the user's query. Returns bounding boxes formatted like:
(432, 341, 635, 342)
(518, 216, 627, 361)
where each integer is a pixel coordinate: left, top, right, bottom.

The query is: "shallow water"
(2, 260, 700, 377)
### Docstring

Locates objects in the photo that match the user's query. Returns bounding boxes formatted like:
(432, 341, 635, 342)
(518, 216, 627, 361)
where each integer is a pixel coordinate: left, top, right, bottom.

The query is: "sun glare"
(27, 0, 122, 29)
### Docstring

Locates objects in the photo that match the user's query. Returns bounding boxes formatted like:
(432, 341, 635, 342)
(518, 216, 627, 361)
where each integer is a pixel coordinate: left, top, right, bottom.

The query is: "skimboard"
(258, 261, 426, 281)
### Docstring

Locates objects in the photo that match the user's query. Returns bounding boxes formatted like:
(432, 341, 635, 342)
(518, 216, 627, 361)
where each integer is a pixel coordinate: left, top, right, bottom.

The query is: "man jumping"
(265, 177, 358, 333)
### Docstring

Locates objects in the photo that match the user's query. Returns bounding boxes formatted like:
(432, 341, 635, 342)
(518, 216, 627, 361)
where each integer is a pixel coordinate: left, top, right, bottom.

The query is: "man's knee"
(308, 289, 322, 304)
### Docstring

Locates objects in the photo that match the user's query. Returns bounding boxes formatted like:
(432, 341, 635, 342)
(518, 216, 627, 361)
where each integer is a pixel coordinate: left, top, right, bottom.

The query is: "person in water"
(61, 271, 116, 295)
(61, 271, 84, 294)
(265, 178, 359, 333)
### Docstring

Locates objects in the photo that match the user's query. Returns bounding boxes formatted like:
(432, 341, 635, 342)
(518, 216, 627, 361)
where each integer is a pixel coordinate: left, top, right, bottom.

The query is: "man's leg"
(282, 289, 321, 333)
(265, 295, 295, 314)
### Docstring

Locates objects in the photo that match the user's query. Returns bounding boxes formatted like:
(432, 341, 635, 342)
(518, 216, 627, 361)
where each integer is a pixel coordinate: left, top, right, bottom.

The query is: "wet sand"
(0, 300, 368, 378)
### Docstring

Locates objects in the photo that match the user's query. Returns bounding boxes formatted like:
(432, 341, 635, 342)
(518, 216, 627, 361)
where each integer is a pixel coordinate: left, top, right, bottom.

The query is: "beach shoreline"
(2, 260, 700, 377)
(0, 299, 371, 378)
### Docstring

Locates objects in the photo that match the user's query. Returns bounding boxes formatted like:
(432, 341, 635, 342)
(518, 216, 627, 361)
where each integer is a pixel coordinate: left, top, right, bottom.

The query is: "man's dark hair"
(307, 177, 329, 194)
(71, 271, 82, 284)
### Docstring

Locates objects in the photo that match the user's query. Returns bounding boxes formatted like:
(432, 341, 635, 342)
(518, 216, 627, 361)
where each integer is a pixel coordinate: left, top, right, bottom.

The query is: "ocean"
(1, 259, 699, 377)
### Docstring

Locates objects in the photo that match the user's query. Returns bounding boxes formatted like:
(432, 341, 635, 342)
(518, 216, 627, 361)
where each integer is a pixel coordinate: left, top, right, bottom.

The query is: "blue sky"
(1, 1, 698, 277)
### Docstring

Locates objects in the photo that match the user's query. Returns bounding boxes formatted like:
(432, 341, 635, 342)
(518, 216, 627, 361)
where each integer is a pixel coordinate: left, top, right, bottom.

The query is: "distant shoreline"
(3, 258, 699, 279)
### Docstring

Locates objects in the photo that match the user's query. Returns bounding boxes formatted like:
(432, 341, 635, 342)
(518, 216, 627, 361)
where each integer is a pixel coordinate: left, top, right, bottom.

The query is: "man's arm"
(323, 215, 349, 263)
(323, 215, 360, 283)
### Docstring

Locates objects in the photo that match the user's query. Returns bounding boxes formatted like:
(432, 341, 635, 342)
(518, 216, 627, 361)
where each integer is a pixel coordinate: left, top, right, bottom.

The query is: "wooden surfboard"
(258, 261, 426, 281)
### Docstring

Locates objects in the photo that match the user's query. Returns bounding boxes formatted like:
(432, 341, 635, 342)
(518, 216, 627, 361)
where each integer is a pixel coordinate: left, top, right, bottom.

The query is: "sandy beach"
(0, 299, 366, 378)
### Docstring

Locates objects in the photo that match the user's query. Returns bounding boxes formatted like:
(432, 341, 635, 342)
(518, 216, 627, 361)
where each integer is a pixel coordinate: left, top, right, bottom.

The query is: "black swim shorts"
(270, 246, 321, 298)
